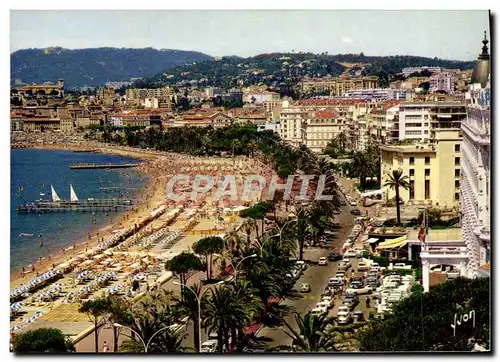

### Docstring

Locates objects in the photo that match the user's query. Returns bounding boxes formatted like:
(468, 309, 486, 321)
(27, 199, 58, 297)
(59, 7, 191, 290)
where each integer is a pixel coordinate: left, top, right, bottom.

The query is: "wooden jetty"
(16, 199, 138, 213)
(16, 184, 139, 213)
(70, 163, 138, 169)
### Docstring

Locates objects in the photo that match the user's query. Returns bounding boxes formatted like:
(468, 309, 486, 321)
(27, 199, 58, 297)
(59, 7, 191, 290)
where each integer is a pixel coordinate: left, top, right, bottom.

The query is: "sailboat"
(51, 184, 61, 202)
(69, 184, 79, 202)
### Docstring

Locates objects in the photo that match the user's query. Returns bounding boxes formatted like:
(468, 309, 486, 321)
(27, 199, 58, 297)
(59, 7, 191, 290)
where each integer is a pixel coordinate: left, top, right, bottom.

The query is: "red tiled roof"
(382, 100, 401, 112)
(293, 99, 366, 106)
(313, 110, 336, 119)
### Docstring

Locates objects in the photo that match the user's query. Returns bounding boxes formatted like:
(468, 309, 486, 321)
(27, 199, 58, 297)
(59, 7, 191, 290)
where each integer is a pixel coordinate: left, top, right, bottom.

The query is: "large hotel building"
(460, 33, 491, 277)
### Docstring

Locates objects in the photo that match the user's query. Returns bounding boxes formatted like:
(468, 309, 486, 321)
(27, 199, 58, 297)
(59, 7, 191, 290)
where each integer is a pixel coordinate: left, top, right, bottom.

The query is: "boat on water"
(18, 233, 34, 237)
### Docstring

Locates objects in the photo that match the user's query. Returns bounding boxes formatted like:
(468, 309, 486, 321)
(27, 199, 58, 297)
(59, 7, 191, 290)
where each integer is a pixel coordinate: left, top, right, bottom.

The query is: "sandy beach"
(10, 144, 166, 287)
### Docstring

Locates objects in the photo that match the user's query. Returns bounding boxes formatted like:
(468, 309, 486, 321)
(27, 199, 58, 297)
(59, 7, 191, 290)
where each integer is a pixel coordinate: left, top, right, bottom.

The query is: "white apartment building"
(460, 33, 490, 277)
(279, 103, 307, 147)
(397, 102, 433, 142)
(343, 88, 410, 101)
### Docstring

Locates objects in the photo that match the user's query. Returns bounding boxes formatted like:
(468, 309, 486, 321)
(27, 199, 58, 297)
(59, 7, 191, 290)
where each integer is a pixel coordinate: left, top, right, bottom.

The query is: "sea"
(10, 149, 149, 271)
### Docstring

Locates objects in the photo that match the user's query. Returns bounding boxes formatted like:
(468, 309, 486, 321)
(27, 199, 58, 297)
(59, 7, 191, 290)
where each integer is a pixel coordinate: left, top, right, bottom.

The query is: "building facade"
(460, 33, 491, 277)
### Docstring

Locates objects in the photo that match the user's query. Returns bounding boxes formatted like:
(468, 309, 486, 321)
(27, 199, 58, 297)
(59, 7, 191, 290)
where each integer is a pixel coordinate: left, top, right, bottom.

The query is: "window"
(455, 180, 460, 188)
(409, 157, 415, 165)
(409, 169, 415, 176)
(425, 169, 430, 176)
(455, 157, 460, 165)
(409, 180, 415, 200)
(425, 180, 430, 199)
(455, 169, 460, 178)
(455, 192, 460, 200)
(455, 144, 460, 152)
(425, 156, 430, 165)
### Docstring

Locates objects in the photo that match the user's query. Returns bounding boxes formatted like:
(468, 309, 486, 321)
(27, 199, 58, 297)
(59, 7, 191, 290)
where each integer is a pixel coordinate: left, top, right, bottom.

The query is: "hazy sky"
(11, 10, 490, 60)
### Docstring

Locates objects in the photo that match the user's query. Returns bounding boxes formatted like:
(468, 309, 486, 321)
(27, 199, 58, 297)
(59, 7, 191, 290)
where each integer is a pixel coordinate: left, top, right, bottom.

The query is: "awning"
(366, 238, 379, 244)
(376, 235, 408, 249)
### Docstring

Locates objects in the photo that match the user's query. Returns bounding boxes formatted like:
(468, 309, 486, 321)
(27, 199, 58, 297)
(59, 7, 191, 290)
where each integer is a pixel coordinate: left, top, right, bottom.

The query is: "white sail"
(51, 184, 61, 202)
(70, 184, 79, 202)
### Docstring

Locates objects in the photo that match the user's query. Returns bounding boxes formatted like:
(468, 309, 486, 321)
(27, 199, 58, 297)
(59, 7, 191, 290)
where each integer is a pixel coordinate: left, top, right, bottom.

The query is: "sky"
(10, 10, 490, 61)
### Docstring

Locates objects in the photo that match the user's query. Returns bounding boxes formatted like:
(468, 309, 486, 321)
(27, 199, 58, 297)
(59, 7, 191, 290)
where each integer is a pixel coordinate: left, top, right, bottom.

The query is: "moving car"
(393, 263, 412, 270)
(335, 271, 346, 279)
(300, 283, 311, 293)
(315, 301, 330, 312)
(349, 200, 357, 207)
(350, 209, 362, 216)
(318, 257, 328, 266)
(346, 286, 372, 295)
(327, 252, 342, 261)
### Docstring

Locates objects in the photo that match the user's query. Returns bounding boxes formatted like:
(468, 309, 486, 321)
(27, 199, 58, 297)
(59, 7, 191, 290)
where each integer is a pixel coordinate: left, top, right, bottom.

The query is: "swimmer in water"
(39, 241, 43, 247)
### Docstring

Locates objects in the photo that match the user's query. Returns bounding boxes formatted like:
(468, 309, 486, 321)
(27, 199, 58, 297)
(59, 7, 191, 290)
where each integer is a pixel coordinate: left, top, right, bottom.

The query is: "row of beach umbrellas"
(10, 269, 62, 300)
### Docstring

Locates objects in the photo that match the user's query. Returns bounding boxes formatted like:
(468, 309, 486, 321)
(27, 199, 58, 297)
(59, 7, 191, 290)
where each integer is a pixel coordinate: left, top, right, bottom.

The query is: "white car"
(349, 200, 357, 207)
(344, 249, 358, 258)
(393, 263, 412, 270)
(321, 296, 334, 308)
(318, 257, 328, 266)
(357, 262, 368, 271)
(200, 340, 218, 353)
(335, 271, 346, 279)
(311, 307, 327, 316)
(316, 301, 330, 311)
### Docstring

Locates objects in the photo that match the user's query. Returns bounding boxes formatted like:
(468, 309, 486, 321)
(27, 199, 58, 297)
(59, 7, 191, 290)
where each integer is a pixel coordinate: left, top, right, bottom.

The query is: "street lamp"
(173, 280, 224, 352)
(113, 323, 177, 353)
(213, 253, 257, 282)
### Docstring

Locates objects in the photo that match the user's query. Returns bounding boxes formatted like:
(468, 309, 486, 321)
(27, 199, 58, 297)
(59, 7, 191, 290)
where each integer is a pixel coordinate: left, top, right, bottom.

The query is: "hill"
(134, 52, 475, 91)
(10, 47, 213, 88)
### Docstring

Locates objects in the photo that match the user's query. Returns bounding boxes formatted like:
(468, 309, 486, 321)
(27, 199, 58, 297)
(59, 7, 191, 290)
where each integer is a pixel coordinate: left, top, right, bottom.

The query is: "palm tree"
(175, 283, 202, 352)
(224, 230, 245, 254)
(202, 286, 242, 352)
(349, 152, 375, 189)
(281, 313, 335, 352)
(383, 169, 410, 225)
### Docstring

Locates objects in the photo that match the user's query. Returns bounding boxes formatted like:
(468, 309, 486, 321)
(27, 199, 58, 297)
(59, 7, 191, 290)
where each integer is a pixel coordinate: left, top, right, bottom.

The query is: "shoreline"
(10, 143, 165, 287)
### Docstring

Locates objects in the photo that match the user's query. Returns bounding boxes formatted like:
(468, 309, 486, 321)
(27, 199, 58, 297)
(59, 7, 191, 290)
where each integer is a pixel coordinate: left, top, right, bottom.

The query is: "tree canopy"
(357, 277, 490, 351)
(12, 328, 75, 353)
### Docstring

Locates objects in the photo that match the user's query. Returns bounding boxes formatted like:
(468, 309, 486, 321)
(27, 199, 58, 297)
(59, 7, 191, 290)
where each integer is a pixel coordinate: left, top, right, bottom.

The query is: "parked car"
(318, 257, 328, 266)
(344, 249, 358, 258)
(338, 261, 351, 271)
(321, 296, 334, 308)
(296, 260, 308, 271)
(300, 283, 311, 293)
(349, 200, 357, 207)
(353, 311, 365, 322)
(337, 306, 351, 325)
(347, 286, 372, 295)
(393, 263, 412, 270)
(335, 271, 346, 279)
(357, 262, 369, 271)
(311, 307, 327, 316)
(327, 252, 342, 261)
(328, 277, 343, 287)
(350, 209, 362, 216)
(315, 302, 330, 312)
(200, 340, 218, 353)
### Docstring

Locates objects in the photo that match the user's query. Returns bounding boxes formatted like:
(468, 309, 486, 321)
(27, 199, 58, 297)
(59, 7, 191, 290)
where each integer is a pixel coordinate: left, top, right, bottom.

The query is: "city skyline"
(11, 10, 489, 61)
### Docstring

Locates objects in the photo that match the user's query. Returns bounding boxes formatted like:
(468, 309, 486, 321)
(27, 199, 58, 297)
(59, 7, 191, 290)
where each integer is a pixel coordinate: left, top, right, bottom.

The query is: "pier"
(70, 163, 138, 170)
(16, 199, 139, 213)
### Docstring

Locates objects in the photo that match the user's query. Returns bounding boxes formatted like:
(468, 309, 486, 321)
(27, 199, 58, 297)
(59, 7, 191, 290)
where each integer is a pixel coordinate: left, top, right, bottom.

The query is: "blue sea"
(10, 149, 149, 271)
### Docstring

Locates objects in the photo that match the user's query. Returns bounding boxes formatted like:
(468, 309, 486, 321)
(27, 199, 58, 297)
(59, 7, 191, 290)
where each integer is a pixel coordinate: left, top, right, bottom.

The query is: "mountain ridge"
(11, 47, 214, 88)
